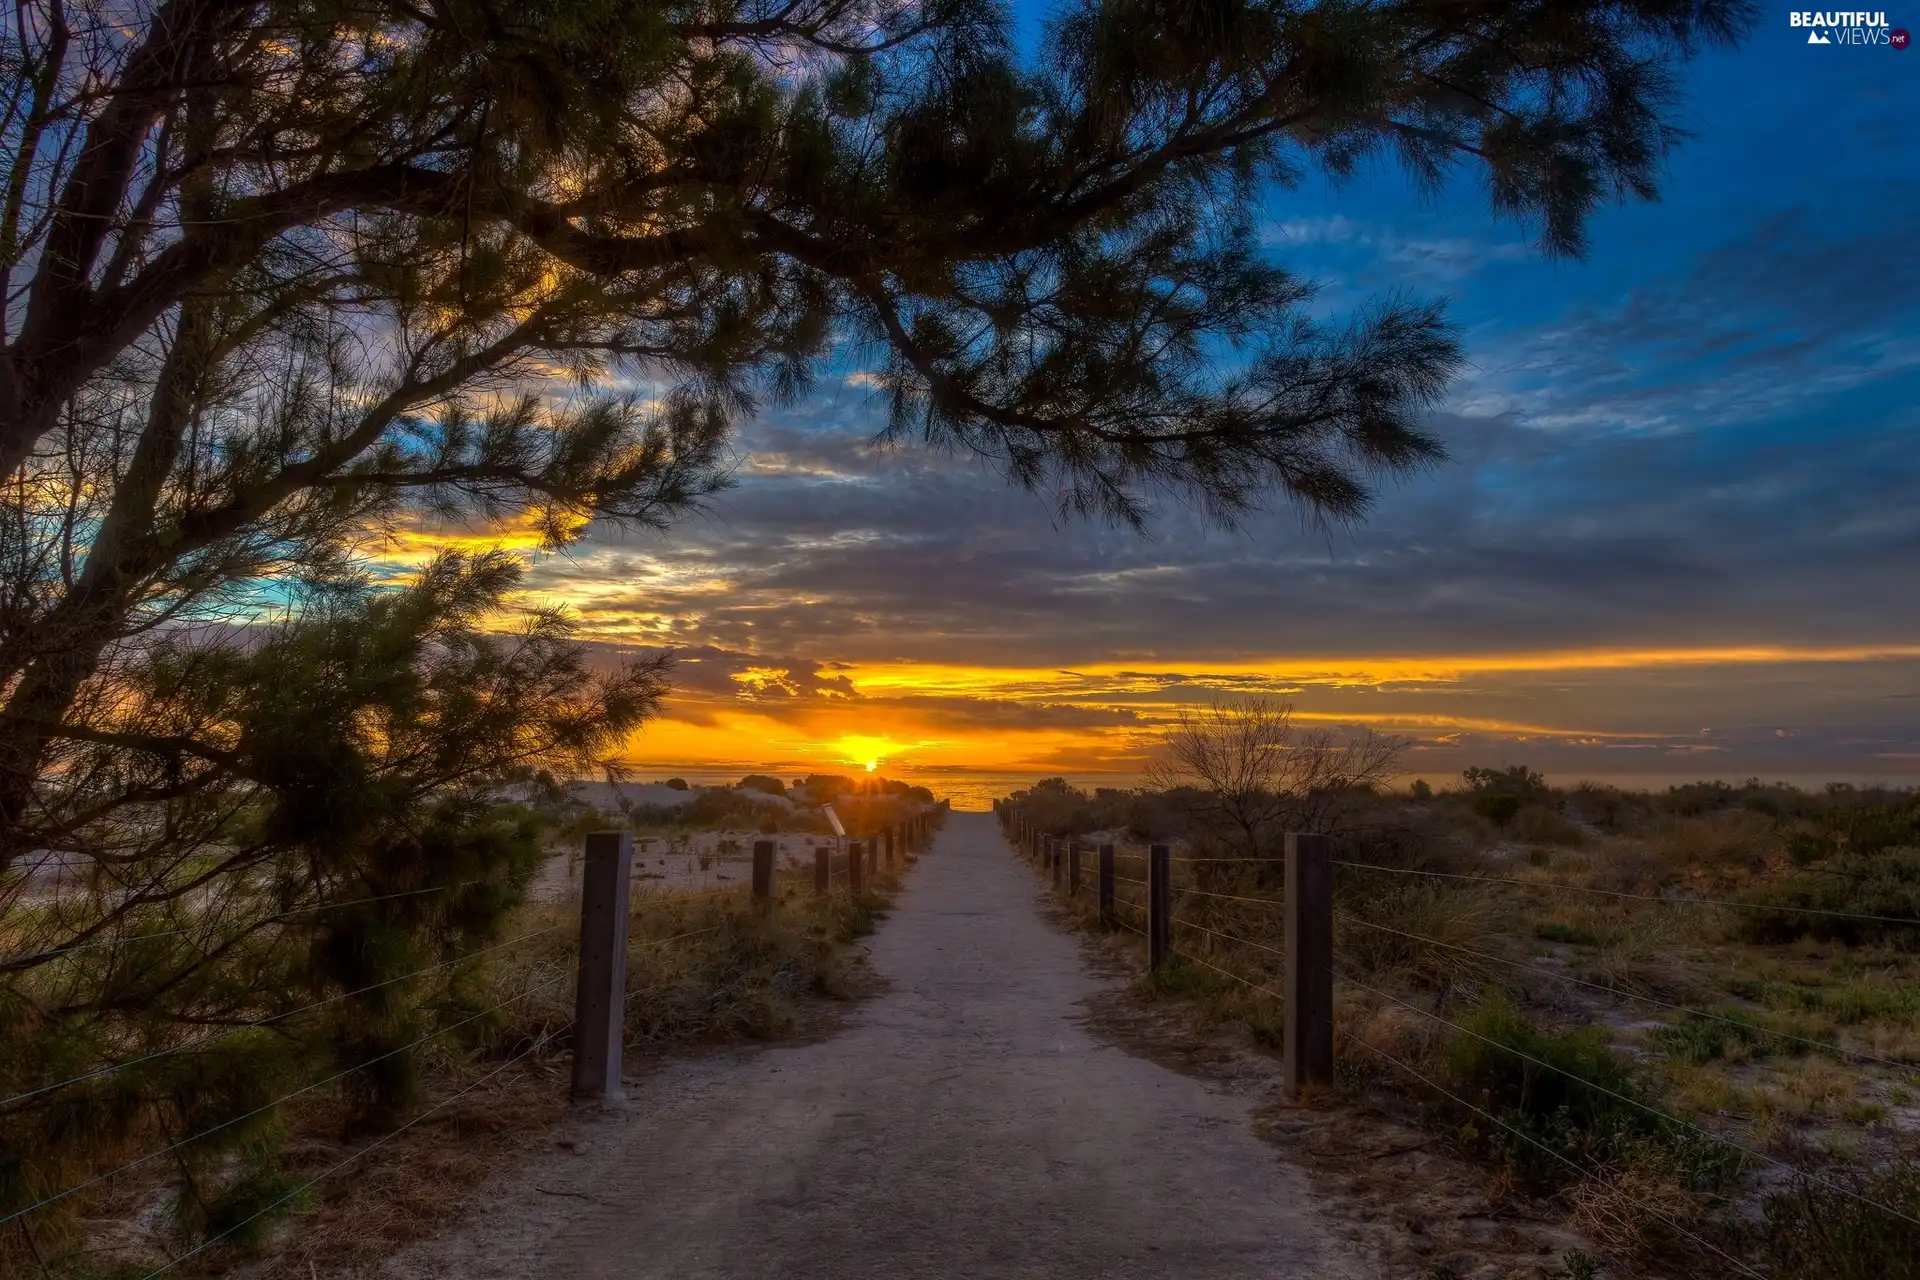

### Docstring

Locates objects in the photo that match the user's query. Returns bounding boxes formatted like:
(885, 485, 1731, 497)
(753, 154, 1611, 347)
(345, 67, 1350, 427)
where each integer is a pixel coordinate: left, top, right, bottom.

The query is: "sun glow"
(864, 760, 878, 773)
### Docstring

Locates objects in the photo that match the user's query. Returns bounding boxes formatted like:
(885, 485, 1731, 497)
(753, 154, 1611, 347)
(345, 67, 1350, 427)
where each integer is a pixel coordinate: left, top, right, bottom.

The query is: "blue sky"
(494, 6, 1920, 788)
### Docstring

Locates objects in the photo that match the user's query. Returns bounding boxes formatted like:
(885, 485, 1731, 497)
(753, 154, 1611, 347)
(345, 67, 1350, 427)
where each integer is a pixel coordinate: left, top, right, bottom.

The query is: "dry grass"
(5, 843, 924, 1280)
(1020, 796, 1920, 1278)
(1567, 1162, 1703, 1257)
(1513, 805, 1590, 849)
(1648, 811, 1780, 878)
(1337, 882, 1499, 994)
(1578, 911, 1706, 1000)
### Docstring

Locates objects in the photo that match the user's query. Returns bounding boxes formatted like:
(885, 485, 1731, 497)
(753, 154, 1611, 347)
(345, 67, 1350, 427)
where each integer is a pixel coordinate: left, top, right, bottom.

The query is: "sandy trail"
(388, 811, 1357, 1279)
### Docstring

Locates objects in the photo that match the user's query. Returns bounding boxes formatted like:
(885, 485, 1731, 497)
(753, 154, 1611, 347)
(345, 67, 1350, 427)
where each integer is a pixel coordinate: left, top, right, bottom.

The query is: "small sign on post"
(572, 831, 633, 1102)
(814, 845, 830, 893)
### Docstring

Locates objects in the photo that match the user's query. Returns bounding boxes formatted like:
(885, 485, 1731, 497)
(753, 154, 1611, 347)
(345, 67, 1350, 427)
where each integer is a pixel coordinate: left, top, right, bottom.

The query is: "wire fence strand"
(1168, 945, 1281, 998)
(1332, 860, 1920, 927)
(1, 883, 479, 970)
(1173, 918, 1288, 963)
(0, 971, 572, 1230)
(138, 1021, 570, 1279)
(1178, 887, 1287, 910)
(0, 923, 568, 1111)
(1337, 914, 1920, 1074)
(1343, 1034, 1770, 1279)
(1339, 972, 1920, 1232)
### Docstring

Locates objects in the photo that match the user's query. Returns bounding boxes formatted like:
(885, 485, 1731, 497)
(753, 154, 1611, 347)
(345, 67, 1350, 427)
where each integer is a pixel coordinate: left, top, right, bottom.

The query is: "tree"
(1145, 698, 1405, 865)
(0, 0, 1756, 1250)
(0, 550, 661, 1244)
(0, 0, 1755, 880)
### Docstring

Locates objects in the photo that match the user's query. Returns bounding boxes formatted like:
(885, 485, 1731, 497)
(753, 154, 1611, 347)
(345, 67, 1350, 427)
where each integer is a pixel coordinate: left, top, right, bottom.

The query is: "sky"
(390, 8, 1920, 800)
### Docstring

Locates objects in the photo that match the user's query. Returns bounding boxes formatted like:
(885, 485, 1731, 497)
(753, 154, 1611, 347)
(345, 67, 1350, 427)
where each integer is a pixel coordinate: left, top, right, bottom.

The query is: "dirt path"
(385, 812, 1360, 1279)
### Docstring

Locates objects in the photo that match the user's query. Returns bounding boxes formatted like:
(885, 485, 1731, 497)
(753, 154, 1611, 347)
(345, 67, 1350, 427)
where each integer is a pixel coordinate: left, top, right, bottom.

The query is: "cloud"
(1462, 189, 1920, 435)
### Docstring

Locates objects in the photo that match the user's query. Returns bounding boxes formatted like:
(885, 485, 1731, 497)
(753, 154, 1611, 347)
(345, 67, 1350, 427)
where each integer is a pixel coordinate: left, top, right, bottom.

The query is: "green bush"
(1474, 792, 1522, 827)
(1736, 848, 1920, 947)
(1789, 802, 1920, 864)
(1442, 993, 1734, 1190)
(1462, 765, 1550, 801)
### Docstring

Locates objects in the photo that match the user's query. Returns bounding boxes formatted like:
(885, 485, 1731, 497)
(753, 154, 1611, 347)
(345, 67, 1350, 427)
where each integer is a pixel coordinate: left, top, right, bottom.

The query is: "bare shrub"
(1145, 698, 1407, 865)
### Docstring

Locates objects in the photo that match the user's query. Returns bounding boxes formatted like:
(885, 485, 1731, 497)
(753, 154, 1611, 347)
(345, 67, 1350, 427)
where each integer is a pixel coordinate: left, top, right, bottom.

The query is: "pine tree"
(0, 0, 1756, 1256)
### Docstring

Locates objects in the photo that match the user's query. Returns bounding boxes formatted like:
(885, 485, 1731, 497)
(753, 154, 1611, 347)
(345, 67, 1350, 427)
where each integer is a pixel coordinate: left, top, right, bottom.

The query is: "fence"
(992, 797, 1920, 1277)
(2, 804, 945, 1275)
(571, 807, 940, 1096)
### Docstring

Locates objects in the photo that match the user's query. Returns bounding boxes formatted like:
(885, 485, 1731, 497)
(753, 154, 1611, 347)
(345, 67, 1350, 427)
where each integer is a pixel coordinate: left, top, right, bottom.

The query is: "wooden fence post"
(1147, 843, 1171, 972)
(1284, 832, 1334, 1098)
(1050, 837, 1063, 890)
(571, 830, 632, 1102)
(1067, 839, 1082, 898)
(752, 839, 775, 903)
(1098, 843, 1115, 925)
(814, 845, 830, 893)
(848, 839, 865, 893)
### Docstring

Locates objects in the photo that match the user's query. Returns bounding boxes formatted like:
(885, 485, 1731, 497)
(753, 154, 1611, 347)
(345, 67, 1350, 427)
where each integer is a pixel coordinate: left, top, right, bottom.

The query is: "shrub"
(1475, 792, 1523, 827)
(1410, 779, 1433, 800)
(738, 774, 787, 796)
(1763, 1160, 1920, 1280)
(666, 777, 689, 790)
(1790, 801, 1920, 864)
(1462, 765, 1550, 801)
(1648, 811, 1775, 872)
(1566, 784, 1650, 835)
(1441, 993, 1732, 1190)
(1736, 848, 1920, 948)
(1515, 804, 1588, 848)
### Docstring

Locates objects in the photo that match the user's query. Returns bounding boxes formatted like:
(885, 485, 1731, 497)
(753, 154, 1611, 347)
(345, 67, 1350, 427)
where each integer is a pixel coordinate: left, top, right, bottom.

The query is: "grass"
(1014, 788, 1920, 1277)
(1762, 1160, 1920, 1280)
(0, 833, 931, 1279)
(1647, 1011, 1772, 1066)
(1337, 883, 1497, 993)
